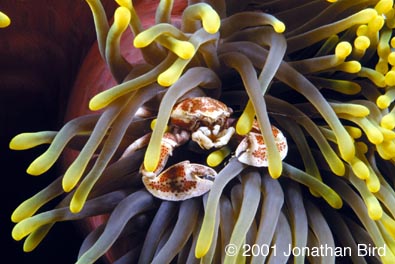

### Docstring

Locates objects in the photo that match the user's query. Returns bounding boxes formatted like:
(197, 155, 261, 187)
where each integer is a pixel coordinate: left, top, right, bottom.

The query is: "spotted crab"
(170, 97, 235, 149)
(127, 96, 288, 201)
(138, 97, 234, 201)
(235, 122, 288, 167)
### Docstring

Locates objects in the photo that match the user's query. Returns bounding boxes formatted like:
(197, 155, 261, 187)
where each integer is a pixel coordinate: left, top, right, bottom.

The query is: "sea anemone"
(10, 0, 395, 263)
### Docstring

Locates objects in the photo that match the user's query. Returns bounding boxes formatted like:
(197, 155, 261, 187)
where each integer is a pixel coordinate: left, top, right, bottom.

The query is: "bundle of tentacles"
(8, 0, 395, 263)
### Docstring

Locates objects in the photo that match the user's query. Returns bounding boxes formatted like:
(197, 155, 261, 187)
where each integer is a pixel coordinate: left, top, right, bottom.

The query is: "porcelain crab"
(131, 96, 287, 201)
(139, 97, 235, 201)
(170, 97, 235, 149)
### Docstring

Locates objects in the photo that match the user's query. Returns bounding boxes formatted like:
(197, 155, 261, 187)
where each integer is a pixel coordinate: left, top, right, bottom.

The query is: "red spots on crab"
(142, 161, 217, 201)
(276, 141, 287, 153)
(235, 125, 288, 167)
(271, 126, 280, 138)
(159, 145, 169, 163)
(255, 134, 265, 145)
(176, 97, 228, 115)
(252, 146, 267, 160)
(147, 164, 197, 195)
(170, 97, 232, 131)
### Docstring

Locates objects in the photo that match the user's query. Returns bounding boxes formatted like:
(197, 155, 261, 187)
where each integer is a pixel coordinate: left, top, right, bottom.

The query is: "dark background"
(0, 1, 116, 263)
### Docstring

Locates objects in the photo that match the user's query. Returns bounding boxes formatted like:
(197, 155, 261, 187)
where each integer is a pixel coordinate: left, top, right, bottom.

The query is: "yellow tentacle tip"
(89, 92, 109, 111)
(11, 212, 22, 224)
(202, 16, 220, 34)
(143, 147, 159, 173)
(143, 159, 156, 173)
(385, 71, 395, 86)
(62, 166, 84, 193)
(70, 198, 84, 214)
(11, 203, 32, 223)
(340, 61, 362, 73)
(366, 177, 380, 193)
(0, 11, 10, 28)
(195, 249, 206, 259)
(200, 7, 220, 34)
(133, 27, 159, 48)
(335, 41, 352, 59)
(355, 141, 368, 153)
(332, 199, 343, 210)
(9, 132, 55, 150)
(150, 119, 169, 132)
(236, 101, 255, 135)
(345, 126, 362, 139)
(367, 204, 383, 220)
(158, 71, 178, 87)
(185, 3, 221, 34)
(26, 156, 50, 176)
(158, 63, 184, 87)
(10, 135, 33, 150)
(11, 224, 25, 241)
(381, 114, 395, 130)
(195, 238, 210, 259)
(375, 0, 393, 14)
(62, 178, 77, 193)
(23, 241, 39, 253)
(328, 193, 343, 209)
(332, 162, 346, 176)
(268, 161, 282, 179)
(273, 21, 286, 33)
(388, 52, 395, 65)
(134, 35, 149, 48)
(368, 13, 385, 32)
(354, 36, 370, 51)
(150, 119, 158, 130)
(158, 36, 196, 59)
(9, 134, 30, 150)
(357, 25, 368, 36)
(169, 40, 195, 60)
(236, 117, 253, 136)
(377, 94, 391, 109)
(351, 159, 370, 180)
(207, 147, 231, 167)
(114, 6, 131, 27)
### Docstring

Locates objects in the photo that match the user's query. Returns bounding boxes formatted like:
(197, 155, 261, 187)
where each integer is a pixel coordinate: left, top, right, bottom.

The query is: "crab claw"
(235, 126, 288, 167)
(142, 161, 217, 201)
